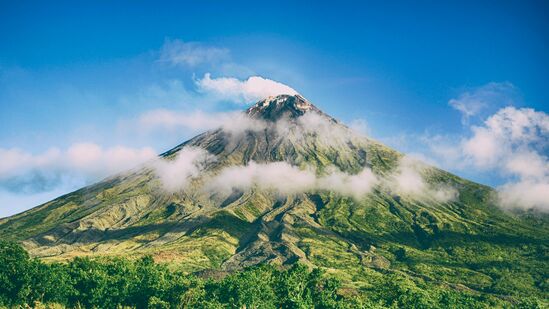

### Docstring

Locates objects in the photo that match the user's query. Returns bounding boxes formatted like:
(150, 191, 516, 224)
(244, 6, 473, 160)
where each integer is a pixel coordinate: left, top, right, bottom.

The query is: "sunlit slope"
(0, 95, 547, 298)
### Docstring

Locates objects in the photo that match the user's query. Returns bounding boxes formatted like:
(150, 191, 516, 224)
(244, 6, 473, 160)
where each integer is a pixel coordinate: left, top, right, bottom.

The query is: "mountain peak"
(246, 94, 322, 121)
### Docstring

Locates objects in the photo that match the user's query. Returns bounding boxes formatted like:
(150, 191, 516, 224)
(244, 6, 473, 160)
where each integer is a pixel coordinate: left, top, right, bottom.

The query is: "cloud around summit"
(196, 73, 299, 104)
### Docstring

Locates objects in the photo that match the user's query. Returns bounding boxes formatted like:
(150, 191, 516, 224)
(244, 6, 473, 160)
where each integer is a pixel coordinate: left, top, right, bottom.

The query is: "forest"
(0, 241, 544, 308)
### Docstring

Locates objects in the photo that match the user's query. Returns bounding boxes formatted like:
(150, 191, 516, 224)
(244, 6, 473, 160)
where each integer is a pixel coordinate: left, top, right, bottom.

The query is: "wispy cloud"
(348, 118, 369, 136)
(152, 118, 457, 203)
(316, 167, 379, 199)
(274, 112, 362, 147)
(168, 154, 454, 202)
(136, 108, 267, 137)
(0, 143, 156, 194)
(145, 112, 382, 198)
(205, 161, 378, 199)
(462, 107, 548, 169)
(206, 161, 317, 196)
(407, 83, 549, 212)
(378, 82, 548, 212)
(448, 82, 519, 123)
(158, 39, 230, 67)
(464, 107, 549, 211)
(152, 147, 214, 192)
(387, 156, 458, 203)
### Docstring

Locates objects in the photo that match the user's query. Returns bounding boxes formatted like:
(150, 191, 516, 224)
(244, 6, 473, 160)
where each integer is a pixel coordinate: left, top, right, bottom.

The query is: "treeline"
(0, 241, 543, 308)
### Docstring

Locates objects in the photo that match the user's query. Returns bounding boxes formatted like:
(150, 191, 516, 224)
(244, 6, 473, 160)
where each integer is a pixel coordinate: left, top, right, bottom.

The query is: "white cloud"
(206, 161, 378, 199)
(407, 81, 549, 212)
(152, 147, 214, 192)
(388, 156, 458, 203)
(296, 112, 333, 133)
(463, 107, 548, 170)
(137, 109, 267, 136)
(448, 82, 518, 123)
(0, 147, 61, 180)
(158, 39, 230, 67)
(207, 161, 316, 195)
(348, 118, 369, 135)
(392, 159, 427, 195)
(66, 143, 157, 178)
(0, 144, 157, 192)
(498, 180, 549, 211)
(420, 104, 549, 212)
(196, 73, 298, 104)
(142, 110, 380, 199)
(274, 112, 360, 147)
(504, 151, 547, 180)
(461, 127, 500, 167)
(205, 158, 457, 202)
(317, 167, 378, 199)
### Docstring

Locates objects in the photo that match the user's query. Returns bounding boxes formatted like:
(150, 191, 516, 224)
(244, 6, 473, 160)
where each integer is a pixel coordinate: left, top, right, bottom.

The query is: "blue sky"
(1, 1, 548, 216)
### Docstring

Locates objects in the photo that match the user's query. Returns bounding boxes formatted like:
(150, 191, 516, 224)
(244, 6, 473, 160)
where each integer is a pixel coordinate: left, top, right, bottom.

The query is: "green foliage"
(0, 240, 33, 306)
(0, 241, 353, 308)
(0, 241, 546, 308)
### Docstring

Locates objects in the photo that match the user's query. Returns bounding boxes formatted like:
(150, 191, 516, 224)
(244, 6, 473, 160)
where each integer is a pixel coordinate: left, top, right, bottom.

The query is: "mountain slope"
(0, 95, 547, 300)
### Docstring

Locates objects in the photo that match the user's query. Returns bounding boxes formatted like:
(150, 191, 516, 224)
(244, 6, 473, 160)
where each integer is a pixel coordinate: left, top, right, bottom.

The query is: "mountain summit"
(0, 95, 546, 299)
(246, 94, 323, 120)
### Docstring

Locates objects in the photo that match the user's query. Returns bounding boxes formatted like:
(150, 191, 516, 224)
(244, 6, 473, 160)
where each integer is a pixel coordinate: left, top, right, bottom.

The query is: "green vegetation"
(0, 241, 545, 308)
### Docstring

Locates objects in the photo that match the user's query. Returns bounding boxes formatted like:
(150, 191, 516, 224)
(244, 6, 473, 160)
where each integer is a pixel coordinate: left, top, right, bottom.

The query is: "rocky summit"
(0, 95, 547, 298)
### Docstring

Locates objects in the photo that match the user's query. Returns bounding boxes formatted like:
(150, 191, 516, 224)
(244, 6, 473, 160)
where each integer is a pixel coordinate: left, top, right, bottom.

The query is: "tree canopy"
(0, 241, 544, 308)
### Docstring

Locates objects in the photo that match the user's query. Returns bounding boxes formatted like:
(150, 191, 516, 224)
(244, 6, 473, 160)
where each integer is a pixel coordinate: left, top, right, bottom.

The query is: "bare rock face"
(246, 94, 321, 120)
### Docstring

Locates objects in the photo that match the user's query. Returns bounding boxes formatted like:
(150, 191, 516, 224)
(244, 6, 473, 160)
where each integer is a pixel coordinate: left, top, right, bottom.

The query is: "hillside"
(0, 94, 547, 303)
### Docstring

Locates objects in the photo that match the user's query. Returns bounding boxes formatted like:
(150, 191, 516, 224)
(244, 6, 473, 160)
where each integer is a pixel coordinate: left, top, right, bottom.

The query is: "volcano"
(0, 95, 546, 296)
